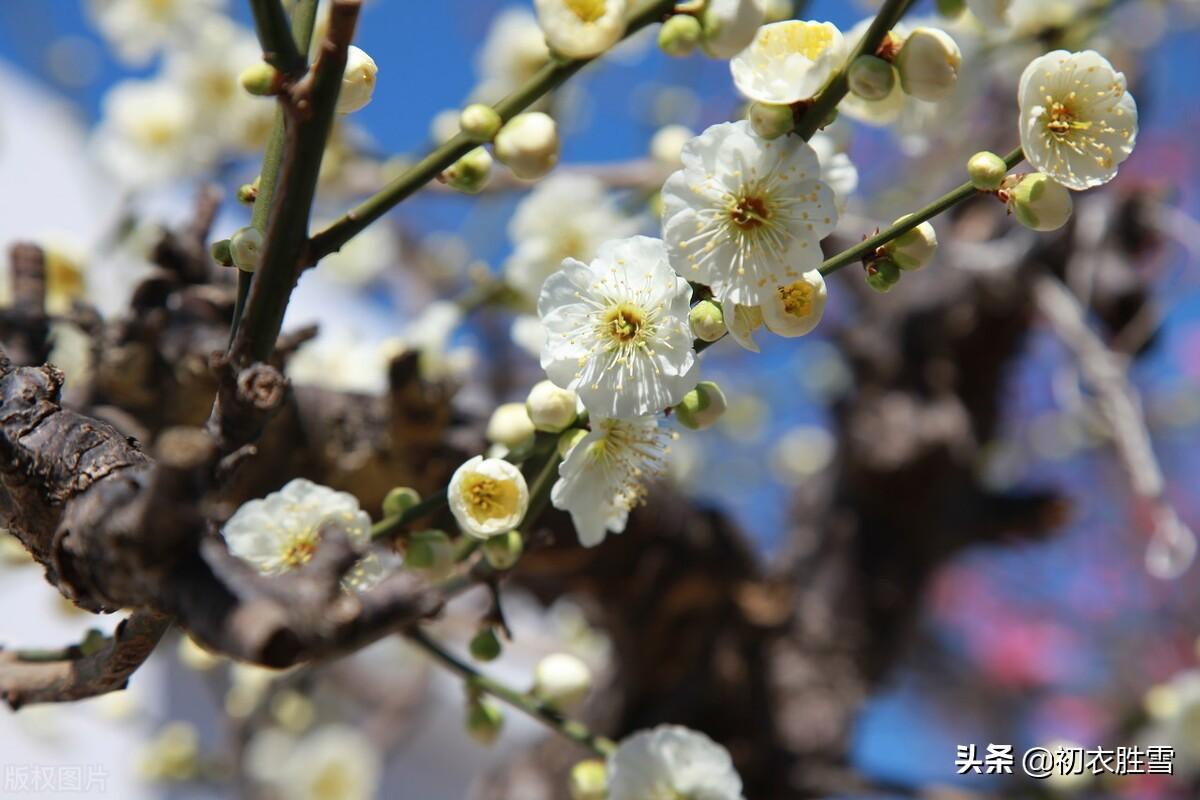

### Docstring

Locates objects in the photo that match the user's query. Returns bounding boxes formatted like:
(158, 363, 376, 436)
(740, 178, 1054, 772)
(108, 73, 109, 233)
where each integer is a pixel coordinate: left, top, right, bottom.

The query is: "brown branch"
(0, 611, 171, 710)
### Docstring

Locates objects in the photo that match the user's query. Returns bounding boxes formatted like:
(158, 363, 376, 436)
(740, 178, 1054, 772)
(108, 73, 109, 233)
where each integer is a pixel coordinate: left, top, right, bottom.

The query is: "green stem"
(248, 0, 306, 77)
(307, 0, 676, 261)
(793, 0, 914, 141)
(232, 0, 361, 365)
(406, 627, 615, 756)
(230, 0, 319, 346)
(370, 488, 449, 540)
(819, 146, 1024, 276)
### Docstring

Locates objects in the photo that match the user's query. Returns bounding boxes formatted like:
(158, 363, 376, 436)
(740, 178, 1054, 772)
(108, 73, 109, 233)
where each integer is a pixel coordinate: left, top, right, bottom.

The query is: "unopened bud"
(469, 627, 502, 662)
(465, 697, 504, 745)
(486, 402, 536, 448)
(847, 55, 896, 102)
(236, 180, 258, 205)
(674, 381, 727, 431)
(482, 530, 524, 570)
(229, 226, 264, 273)
(442, 147, 493, 194)
(895, 27, 961, 102)
(569, 759, 608, 800)
(336, 46, 378, 114)
(967, 150, 1008, 191)
(532, 653, 592, 711)
(748, 102, 794, 140)
(526, 380, 578, 433)
(239, 61, 280, 96)
(865, 257, 901, 292)
(1008, 172, 1073, 232)
(689, 299, 726, 342)
(883, 215, 938, 271)
(382, 487, 421, 518)
(210, 238, 234, 267)
(460, 103, 503, 143)
(494, 112, 560, 180)
(658, 13, 702, 57)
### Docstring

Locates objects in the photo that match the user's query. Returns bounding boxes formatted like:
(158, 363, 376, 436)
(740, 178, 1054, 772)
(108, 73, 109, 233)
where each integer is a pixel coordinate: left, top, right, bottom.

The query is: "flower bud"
(236, 180, 258, 205)
(239, 61, 280, 96)
(569, 760, 608, 800)
(535, 0, 628, 59)
(689, 299, 726, 342)
(336, 46, 378, 114)
(469, 627, 503, 662)
(486, 402, 536, 448)
(748, 102, 794, 140)
(865, 257, 901, 292)
(658, 13, 702, 57)
(382, 487, 421, 518)
(883, 215, 938, 271)
(494, 112, 560, 180)
(460, 103, 502, 143)
(405, 529, 454, 573)
(847, 55, 897, 102)
(967, 150, 1008, 191)
(483, 530, 524, 570)
(442, 147, 493, 194)
(210, 238, 234, 267)
(532, 653, 592, 711)
(526, 380, 578, 433)
(895, 27, 961, 102)
(557, 427, 589, 459)
(1008, 172, 1073, 232)
(649, 124, 694, 169)
(674, 381, 727, 431)
(700, 0, 767, 59)
(465, 697, 504, 745)
(229, 226, 264, 273)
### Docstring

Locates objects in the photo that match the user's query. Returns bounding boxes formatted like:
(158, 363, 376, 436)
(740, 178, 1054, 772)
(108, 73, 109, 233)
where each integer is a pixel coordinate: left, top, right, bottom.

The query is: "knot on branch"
(237, 363, 288, 411)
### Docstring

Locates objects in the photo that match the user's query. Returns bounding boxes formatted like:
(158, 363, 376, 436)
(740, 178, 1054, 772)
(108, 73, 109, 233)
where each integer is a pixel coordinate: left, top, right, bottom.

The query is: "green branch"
(819, 146, 1025, 276)
(793, 0, 914, 141)
(405, 627, 615, 756)
(232, 0, 362, 365)
(307, 0, 676, 262)
(248, 0, 307, 77)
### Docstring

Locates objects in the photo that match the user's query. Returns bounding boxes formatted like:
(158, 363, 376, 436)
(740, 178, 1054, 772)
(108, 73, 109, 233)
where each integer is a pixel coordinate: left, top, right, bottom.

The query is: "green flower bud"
(1008, 172, 1073, 232)
(748, 102, 794, 140)
(469, 627, 502, 662)
(569, 759, 608, 800)
(883, 215, 938, 271)
(865, 257, 901, 292)
(236, 180, 259, 205)
(689, 299, 726, 342)
(239, 61, 280, 96)
(967, 150, 1008, 191)
(465, 697, 504, 745)
(895, 27, 961, 102)
(210, 238, 234, 267)
(383, 486, 421, 518)
(658, 14, 702, 57)
(674, 381, 727, 431)
(460, 103, 503, 143)
(847, 55, 896, 102)
(442, 147, 493, 194)
(526, 380, 578, 433)
(229, 226, 264, 273)
(557, 427, 589, 459)
(482, 530, 524, 570)
(406, 529, 453, 571)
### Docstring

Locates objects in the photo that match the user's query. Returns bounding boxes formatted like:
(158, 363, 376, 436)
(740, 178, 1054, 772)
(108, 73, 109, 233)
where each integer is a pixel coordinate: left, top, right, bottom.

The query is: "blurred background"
(2, 0, 1200, 798)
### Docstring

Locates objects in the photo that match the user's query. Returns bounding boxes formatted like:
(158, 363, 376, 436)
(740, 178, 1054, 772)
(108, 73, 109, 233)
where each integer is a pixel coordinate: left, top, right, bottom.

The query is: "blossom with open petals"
(607, 725, 744, 800)
(730, 20, 846, 105)
(448, 456, 530, 539)
(535, 0, 628, 58)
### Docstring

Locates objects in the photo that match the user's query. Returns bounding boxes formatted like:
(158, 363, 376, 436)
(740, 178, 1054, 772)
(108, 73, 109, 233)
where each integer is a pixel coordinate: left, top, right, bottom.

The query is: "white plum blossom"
(731, 20, 846, 105)
(538, 236, 699, 419)
(551, 415, 673, 547)
(247, 724, 382, 800)
(504, 174, 640, 304)
(1018, 49, 1137, 190)
(535, 0, 628, 59)
(662, 120, 838, 307)
(92, 79, 212, 187)
(761, 269, 827, 337)
(809, 132, 858, 212)
(474, 7, 551, 102)
(700, 0, 768, 59)
(85, 0, 225, 65)
(607, 725, 745, 800)
(721, 299, 764, 353)
(448, 456, 530, 539)
(222, 479, 394, 592)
